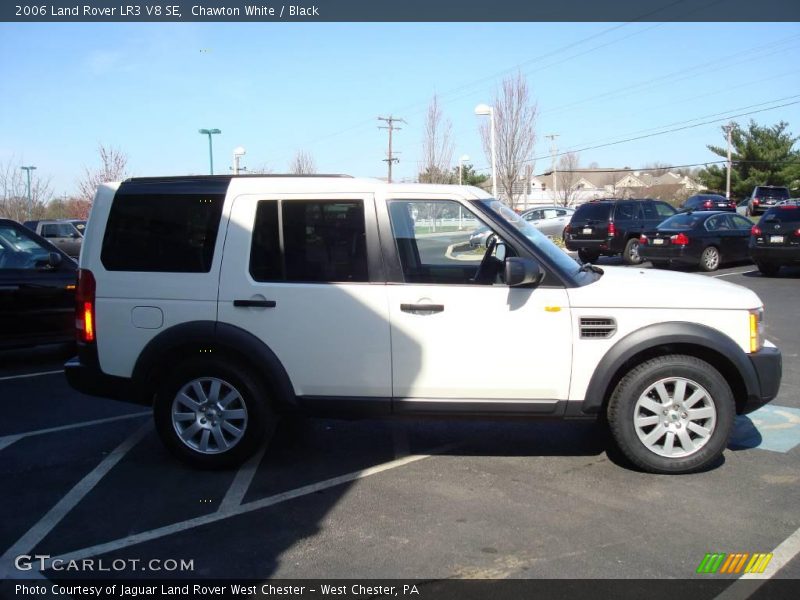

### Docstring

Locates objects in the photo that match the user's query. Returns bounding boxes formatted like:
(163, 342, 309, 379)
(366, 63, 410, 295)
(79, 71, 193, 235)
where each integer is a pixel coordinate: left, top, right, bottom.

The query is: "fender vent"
(580, 317, 616, 339)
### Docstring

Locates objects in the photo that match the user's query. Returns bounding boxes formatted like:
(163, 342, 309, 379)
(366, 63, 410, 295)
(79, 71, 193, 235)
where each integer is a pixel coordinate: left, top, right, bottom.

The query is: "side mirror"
(505, 257, 543, 287)
(48, 252, 63, 267)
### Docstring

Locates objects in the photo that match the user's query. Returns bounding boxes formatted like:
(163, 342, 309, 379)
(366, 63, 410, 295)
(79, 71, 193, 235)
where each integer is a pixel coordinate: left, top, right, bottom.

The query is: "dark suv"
(749, 203, 800, 276)
(746, 186, 790, 216)
(564, 198, 676, 264)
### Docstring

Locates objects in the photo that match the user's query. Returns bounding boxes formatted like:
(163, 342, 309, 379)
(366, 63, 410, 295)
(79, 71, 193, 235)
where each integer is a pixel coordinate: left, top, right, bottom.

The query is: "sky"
(1, 20, 799, 197)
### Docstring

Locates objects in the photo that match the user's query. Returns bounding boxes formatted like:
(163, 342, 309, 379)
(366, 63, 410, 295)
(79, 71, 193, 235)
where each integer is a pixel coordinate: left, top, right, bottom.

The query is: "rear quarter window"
(101, 193, 224, 272)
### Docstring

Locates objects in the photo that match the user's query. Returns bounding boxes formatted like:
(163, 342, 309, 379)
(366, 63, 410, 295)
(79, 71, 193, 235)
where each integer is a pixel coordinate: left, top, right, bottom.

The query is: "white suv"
(66, 176, 782, 474)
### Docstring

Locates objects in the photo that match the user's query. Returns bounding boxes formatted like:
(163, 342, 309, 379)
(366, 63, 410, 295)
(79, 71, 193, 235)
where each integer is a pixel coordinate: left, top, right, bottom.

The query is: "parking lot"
(1, 262, 798, 589)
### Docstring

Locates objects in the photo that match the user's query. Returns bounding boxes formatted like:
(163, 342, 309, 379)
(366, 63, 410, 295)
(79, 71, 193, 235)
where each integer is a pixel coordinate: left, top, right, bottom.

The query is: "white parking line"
(0, 370, 63, 382)
(35, 443, 458, 568)
(714, 525, 800, 600)
(0, 422, 151, 580)
(218, 443, 268, 512)
(712, 269, 757, 278)
(0, 412, 150, 452)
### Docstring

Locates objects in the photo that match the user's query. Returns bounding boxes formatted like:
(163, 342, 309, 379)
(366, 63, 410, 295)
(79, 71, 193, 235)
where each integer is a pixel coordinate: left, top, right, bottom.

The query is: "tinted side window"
(101, 193, 224, 272)
(250, 200, 282, 281)
(615, 202, 640, 220)
(282, 201, 368, 283)
(574, 203, 612, 220)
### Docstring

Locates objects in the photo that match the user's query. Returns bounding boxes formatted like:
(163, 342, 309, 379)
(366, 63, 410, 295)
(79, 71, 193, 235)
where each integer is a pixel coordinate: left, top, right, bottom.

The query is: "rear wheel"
(154, 358, 273, 469)
(756, 261, 780, 277)
(623, 238, 643, 265)
(607, 355, 734, 474)
(578, 249, 600, 264)
(699, 246, 720, 271)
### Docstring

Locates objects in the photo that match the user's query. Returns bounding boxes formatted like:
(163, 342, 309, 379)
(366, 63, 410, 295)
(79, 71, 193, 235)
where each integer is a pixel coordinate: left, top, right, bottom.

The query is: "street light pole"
(474, 104, 497, 199)
(20, 165, 36, 217)
(724, 123, 733, 201)
(198, 128, 221, 174)
(232, 146, 246, 175)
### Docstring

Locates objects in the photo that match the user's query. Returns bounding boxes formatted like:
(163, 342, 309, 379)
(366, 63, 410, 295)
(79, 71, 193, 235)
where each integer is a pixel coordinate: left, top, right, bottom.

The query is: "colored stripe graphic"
(696, 552, 773, 574)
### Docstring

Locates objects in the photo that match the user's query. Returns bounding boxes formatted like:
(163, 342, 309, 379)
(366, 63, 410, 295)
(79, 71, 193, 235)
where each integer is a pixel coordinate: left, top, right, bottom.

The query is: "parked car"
(639, 211, 754, 271)
(736, 199, 750, 216)
(520, 206, 575, 237)
(749, 204, 800, 276)
(745, 185, 790, 216)
(679, 194, 736, 213)
(23, 219, 83, 258)
(564, 198, 677, 264)
(0, 219, 77, 350)
(65, 176, 780, 475)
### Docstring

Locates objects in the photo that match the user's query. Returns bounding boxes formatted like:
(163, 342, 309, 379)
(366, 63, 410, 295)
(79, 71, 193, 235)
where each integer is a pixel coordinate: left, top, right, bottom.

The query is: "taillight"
(751, 225, 761, 236)
(794, 228, 800, 237)
(608, 222, 617, 237)
(670, 233, 689, 246)
(729, 203, 736, 209)
(703, 201, 713, 209)
(639, 234, 648, 244)
(75, 269, 96, 343)
(565, 223, 572, 233)
(753, 197, 760, 205)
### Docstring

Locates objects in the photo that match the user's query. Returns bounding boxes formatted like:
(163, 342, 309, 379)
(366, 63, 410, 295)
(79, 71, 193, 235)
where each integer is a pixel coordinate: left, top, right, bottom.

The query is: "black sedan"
(749, 204, 800, 276)
(639, 211, 754, 272)
(679, 193, 737, 213)
(0, 219, 77, 350)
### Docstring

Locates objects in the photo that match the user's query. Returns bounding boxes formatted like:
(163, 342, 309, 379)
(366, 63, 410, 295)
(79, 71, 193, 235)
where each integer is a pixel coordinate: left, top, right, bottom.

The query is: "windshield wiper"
(578, 262, 604, 275)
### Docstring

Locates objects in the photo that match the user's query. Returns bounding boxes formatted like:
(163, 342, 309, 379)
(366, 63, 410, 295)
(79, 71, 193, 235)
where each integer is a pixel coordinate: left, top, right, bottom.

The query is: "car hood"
(567, 266, 761, 310)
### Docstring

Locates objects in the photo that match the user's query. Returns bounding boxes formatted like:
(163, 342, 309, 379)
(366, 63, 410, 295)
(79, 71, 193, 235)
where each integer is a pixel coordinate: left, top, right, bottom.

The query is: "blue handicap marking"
(730, 405, 800, 453)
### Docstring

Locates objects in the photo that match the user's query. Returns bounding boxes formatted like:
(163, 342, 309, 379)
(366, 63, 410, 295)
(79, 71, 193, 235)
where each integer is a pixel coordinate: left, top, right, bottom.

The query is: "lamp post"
(198, 128, 221, 174)
(20, 165, 36, 217)
(474, 104, 497, 198)
(458, 154, 470, 185)
(232, 146, 246, 175)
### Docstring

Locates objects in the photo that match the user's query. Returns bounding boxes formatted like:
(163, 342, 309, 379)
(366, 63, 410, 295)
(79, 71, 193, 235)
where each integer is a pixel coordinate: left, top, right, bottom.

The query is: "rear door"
(729, 214, 755, 259)
(218, 193, 392, 401)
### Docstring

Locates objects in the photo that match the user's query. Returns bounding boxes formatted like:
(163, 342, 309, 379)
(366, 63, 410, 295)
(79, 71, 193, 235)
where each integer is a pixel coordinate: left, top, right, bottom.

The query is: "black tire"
(699, 245, 720, 272)
(607, 355, 734, 474)
(756, 261, 780, 277)
(154, 358, 273, 469)
(623, 237, 643, 265)
(578, 249, 600, 264)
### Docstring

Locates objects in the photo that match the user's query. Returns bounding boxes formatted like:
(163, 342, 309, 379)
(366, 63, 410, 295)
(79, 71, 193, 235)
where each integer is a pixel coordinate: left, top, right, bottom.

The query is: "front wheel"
(607, 355, 734, 474)
(154, 358, 273, 469)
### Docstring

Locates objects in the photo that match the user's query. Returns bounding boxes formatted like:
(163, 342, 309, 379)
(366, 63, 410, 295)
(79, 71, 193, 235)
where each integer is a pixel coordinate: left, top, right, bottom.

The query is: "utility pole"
(20, 165, 36, 218)
(724, 123, 733, 201)
(545, 134, 559, 205)
(378, 115, 405, 183)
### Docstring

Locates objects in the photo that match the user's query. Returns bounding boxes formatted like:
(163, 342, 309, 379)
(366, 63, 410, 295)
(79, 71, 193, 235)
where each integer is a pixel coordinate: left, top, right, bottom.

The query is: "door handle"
(400, 303, 444, 314)
(233, 299, 276, 308)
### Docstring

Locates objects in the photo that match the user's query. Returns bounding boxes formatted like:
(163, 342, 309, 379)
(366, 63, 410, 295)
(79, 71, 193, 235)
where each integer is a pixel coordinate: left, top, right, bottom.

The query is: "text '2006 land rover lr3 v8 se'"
(66, 176, 782, 474)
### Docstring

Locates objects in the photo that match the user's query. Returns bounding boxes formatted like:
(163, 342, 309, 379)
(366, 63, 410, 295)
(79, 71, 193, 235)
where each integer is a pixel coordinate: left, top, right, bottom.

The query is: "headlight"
(749, 307, 764, 353)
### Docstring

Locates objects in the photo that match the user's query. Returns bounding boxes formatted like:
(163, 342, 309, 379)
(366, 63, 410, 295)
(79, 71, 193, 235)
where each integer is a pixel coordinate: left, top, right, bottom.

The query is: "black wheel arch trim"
(132, 320, 296, 408)
(580, 321, 760, 416)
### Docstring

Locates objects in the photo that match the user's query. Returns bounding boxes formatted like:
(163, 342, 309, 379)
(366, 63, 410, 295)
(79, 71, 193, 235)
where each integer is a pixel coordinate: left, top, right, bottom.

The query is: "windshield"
(480, 199, 584, 278)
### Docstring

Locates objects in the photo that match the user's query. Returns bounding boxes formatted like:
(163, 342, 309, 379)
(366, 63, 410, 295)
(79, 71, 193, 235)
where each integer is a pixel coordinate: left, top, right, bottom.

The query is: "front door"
(218, 193, 392, 403)
(381, 197, 573, 414)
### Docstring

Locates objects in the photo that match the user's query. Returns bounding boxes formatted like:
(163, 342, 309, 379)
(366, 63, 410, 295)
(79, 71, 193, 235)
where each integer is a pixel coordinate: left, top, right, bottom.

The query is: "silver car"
(520, 206, 575, 238)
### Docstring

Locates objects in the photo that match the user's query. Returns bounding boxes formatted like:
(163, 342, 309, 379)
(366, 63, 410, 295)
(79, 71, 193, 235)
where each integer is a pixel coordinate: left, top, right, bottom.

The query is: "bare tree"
(642, 162, 671, 176)
(289, 150, 317, 175)
(77, 144, 129, 203)
(479, 72, 538, 209)
(0, 158, 53, 221)
(418, 95, 454, 184)
(555, 152, 581, 206)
